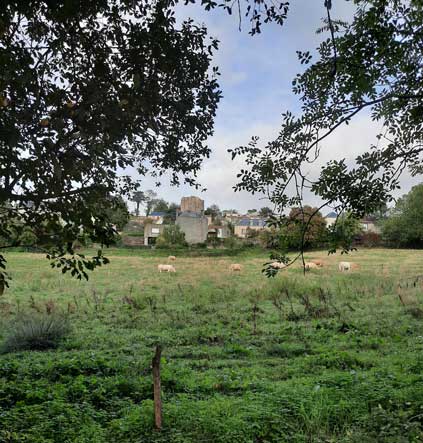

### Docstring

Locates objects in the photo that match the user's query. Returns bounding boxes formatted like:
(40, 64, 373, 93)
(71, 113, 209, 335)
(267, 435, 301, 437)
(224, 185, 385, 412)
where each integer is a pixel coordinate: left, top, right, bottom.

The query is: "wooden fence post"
(152, 345, 162, 430)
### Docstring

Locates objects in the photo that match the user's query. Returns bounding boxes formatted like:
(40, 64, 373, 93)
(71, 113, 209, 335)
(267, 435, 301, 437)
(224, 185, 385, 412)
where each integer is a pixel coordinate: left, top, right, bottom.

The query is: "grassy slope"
(0, 248, 423, 442)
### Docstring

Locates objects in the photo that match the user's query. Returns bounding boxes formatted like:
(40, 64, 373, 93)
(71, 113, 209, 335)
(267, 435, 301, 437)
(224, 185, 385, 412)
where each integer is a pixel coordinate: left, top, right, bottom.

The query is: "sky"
(129, 0, 420, 215)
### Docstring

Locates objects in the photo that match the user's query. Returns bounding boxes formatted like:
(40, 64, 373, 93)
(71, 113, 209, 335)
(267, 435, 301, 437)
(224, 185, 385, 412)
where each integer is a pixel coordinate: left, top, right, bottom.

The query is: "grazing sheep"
(230, 263, 242, 272)
(158, 264, 176, 273)
(270, 262, 286, 269)
(305, 262, 319, 270)
(338, 261, 351, 272)
(310, 259, 324, 267)
(168, 256, 176, 261)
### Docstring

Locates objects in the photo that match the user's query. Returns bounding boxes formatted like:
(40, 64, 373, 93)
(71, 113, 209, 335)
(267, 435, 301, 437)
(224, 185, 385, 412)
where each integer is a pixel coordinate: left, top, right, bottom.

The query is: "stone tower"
(176, 196, 208, 244)
(180, 196, 204, 214)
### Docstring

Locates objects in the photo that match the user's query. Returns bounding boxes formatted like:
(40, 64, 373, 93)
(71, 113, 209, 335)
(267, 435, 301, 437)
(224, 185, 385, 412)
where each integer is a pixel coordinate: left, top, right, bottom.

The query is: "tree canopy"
(204, 204, 221, 219)
(131, 191, 145, 217)
(143, 190, 158, 217)
(231, 0, 423, 254)
(259, 207, 273, 218)
(100, 195, 130, 232)
(0, 0, 220, 284)
(163, 202, 180, 224)
(151, 199, 169, 213)
(381, 183, 423, 248)
(156, 224, 186, 248)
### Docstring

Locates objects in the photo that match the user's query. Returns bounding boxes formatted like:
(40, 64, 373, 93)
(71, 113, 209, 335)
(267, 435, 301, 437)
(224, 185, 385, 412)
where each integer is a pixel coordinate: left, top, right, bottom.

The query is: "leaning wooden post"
(152, 345, 162, 430)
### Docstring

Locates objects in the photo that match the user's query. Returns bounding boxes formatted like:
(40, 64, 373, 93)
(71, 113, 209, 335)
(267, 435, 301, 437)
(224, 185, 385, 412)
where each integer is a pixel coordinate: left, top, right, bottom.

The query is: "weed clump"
(1, 313, 71, 353)
(265, 343, 309, 358)
(406, 306, 423, 319)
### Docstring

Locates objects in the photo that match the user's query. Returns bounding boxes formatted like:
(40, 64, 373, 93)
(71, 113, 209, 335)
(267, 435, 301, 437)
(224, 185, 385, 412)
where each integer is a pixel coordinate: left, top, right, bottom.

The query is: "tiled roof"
(325, 212, 338, 218)
(177, 211, 204, 218)
(150, 211, 166, 216)
(237, 218, 266, 227)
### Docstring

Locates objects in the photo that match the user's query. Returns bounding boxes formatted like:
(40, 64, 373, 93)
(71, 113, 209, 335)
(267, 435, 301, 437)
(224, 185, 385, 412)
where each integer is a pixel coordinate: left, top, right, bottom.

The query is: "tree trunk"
(152, 345, 162, 430)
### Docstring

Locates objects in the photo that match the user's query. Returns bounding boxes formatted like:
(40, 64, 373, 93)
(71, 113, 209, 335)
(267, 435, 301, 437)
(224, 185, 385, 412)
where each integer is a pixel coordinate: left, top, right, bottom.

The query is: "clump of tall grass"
(1, 312, 71, 353)
(406, 306, 423, 319)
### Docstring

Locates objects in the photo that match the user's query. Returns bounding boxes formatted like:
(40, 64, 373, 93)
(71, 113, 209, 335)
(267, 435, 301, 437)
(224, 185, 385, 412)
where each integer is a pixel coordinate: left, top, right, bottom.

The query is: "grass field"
(1, 248, 423, 442)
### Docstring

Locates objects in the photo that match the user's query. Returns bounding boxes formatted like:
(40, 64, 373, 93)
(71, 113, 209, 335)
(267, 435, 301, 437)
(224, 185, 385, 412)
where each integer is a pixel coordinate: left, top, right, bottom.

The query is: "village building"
(222, 211, 243, 224)
(234, 218, 267, 238)
(324, 212, 338, 227)
(360, 216, 380, 233)
(324, 212, 380, 233)
(143, 222, 167, 246)
(207, 224, 231, 240)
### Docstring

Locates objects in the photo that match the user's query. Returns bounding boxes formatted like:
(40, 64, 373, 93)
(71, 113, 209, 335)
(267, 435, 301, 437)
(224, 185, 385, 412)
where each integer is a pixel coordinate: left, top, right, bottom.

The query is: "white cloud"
(131, 111, 421, 215)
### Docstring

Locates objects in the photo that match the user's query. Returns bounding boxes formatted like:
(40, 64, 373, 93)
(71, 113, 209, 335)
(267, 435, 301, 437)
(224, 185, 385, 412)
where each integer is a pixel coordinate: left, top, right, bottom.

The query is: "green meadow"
(0, 248, 422, 442)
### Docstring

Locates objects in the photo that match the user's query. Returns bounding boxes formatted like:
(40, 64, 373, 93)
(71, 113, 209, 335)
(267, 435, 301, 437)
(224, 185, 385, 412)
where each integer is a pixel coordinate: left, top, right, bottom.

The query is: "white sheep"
(168, 256, 176, 261)
(158, 264, 176, 273)
(230, 263, 242, 272)
(305, 262, 319, 270)
(270, 262, 286, 269)
(338, 261, 351, 272)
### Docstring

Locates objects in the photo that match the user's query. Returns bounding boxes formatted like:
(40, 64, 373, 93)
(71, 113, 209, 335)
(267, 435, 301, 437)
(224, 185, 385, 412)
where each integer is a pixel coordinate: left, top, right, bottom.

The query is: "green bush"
(381, 184, 423, 247)
(223, 236, 243, 250)
(190, 242, 207, 249)
(258, 228, 285, 249)
(156, 225, 187, 248)
(327, 213, 362, 252)
(1, 313, 71, 353)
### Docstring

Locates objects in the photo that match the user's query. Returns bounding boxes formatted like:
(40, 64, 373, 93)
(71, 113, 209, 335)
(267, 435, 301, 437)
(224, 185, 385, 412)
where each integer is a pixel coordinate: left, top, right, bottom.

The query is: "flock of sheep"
(266, 259, 359, 272)
(157, 257, 360, 273)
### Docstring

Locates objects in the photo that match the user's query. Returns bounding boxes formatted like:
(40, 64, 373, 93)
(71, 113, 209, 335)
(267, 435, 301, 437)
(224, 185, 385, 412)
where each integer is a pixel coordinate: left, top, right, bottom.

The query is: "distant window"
(152, 228, 160, 234)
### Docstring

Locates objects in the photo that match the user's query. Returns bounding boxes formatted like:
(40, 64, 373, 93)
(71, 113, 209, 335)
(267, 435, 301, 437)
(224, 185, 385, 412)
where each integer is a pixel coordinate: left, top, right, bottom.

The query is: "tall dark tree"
(0, 1, 220, 284)
(131, 191, 145, 217)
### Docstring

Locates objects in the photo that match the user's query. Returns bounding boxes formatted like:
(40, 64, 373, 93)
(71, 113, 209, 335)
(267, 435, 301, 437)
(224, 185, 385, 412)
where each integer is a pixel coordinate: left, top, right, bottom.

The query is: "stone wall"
(121, 236, 145, 247)
(176, 215, 208, 244)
